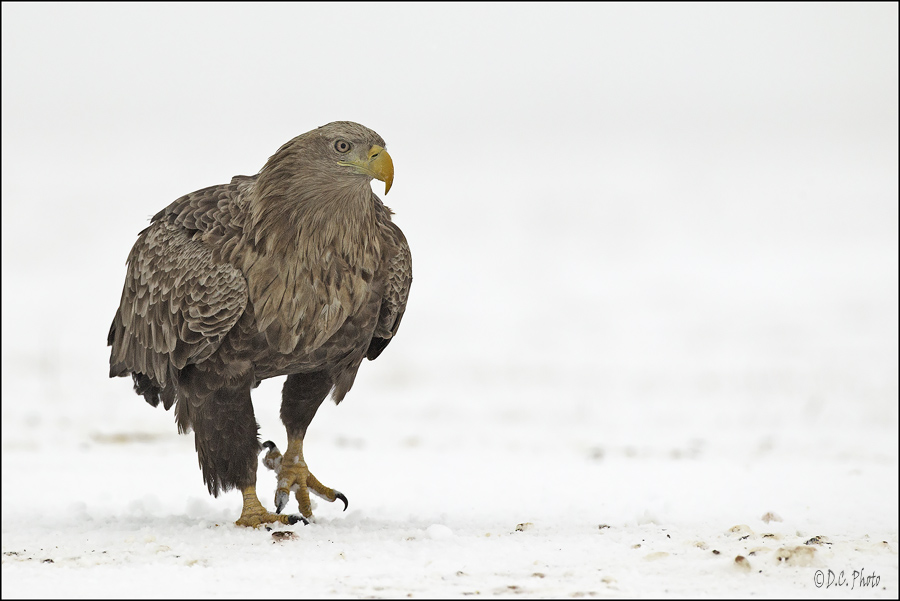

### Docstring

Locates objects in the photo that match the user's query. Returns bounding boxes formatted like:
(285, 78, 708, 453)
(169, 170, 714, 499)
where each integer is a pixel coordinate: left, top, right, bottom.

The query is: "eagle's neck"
(248, 172, 380, 266)
(240, 160, 383, 353)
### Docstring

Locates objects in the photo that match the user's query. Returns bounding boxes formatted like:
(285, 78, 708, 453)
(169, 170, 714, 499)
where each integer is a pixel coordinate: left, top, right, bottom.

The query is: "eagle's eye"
(334, 140, 352, 153)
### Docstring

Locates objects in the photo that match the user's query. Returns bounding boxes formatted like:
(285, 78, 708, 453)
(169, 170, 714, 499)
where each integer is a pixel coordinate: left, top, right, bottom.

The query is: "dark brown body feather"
(108, 122, 411, 495)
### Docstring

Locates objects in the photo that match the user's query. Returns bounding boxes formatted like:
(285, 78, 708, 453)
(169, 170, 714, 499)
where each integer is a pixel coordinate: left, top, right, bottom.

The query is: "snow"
(2, 3, 898, 598)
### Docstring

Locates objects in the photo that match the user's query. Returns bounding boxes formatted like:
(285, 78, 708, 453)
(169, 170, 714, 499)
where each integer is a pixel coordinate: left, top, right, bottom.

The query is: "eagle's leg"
(178, 365, 306, 528)
(264, 372, 348, 520)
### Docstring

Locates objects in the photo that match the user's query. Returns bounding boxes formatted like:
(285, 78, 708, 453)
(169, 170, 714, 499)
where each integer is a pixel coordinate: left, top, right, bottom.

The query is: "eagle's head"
(260, 121, 394, 197)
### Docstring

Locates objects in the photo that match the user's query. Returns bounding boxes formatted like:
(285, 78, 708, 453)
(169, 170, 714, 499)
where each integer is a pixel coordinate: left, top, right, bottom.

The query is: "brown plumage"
(108, 121, 411, 526)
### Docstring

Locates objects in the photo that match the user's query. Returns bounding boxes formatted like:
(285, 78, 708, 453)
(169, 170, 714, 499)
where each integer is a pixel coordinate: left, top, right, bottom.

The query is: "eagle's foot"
(262, 439, 348, 519)
(235, 485, 307, 528)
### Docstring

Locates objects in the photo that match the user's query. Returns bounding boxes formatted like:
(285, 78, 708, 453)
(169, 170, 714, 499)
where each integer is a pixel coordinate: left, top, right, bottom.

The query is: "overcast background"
(2, 3, 897, 597)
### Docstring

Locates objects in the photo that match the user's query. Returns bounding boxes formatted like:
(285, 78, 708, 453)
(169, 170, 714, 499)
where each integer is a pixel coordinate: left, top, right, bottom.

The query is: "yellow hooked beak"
(338, 145, 394, 195)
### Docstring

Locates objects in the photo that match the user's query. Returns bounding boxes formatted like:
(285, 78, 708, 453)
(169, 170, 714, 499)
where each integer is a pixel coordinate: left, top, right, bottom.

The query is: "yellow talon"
(235, 485, 305, 527)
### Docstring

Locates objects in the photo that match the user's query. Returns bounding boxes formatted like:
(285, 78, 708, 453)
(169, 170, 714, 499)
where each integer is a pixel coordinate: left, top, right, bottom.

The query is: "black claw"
(288, 514, 308, 526)
(275, 490, 289, 514)
(335, 492, 348, 512)
(261, 441, 282, 471)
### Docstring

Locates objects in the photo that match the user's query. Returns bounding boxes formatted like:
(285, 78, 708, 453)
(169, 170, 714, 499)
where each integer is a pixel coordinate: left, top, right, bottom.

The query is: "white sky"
(2, 4, 897, 270)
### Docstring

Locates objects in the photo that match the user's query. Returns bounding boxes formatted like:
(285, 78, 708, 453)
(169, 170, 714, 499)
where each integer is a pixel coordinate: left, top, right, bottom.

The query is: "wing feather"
(109, 186, 250, 387)
(367, 217, 412, 360)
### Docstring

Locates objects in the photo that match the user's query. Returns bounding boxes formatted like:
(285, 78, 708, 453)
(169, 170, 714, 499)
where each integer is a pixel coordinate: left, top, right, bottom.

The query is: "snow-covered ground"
(2, 3, 897, 598)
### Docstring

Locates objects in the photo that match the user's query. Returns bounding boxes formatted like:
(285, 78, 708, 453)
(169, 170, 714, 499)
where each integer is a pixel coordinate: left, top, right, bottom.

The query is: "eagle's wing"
(367, 218, 412, 361)
(108, 184, 249, 388)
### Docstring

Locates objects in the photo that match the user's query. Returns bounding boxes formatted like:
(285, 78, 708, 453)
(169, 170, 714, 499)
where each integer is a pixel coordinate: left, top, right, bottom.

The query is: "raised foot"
(262, 440, 348, 519)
